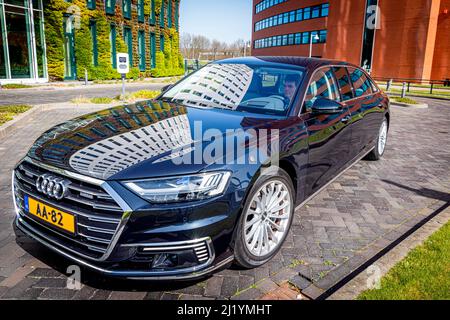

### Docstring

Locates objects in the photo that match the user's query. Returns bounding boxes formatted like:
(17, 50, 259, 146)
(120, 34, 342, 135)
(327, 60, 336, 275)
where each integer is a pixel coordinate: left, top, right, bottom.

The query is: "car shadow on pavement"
(15, 239, 222, 293)
(382, 180, 450, 203)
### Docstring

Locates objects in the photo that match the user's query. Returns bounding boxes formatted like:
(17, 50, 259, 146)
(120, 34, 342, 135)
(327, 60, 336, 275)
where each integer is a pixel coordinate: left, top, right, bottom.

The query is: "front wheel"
(233, 168, 295, 269)
(366, 118, 389, 161)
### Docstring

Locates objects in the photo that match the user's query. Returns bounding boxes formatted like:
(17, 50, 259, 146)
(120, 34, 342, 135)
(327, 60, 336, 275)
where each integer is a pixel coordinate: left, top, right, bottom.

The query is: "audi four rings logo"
(35, 174, 71, 200)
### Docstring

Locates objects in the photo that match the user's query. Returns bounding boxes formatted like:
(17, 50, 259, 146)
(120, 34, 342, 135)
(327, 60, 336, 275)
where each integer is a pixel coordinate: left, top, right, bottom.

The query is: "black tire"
(233, 167, 295, 269)
(366, 117, 389, 161)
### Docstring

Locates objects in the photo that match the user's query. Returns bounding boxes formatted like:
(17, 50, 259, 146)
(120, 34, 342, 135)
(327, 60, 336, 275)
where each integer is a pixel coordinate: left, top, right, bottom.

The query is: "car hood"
(27, 100, 286, 180)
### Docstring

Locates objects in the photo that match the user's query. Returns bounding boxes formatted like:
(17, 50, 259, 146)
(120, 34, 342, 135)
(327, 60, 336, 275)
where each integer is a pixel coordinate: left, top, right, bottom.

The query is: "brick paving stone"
(71, 286, 97, 300)
(289, 275, 312, 291)
(20, 288, 45, 300)
(144, 291, 164, 300)
(179, 294, 215, 300)
(254, 278, 279, 294)
(27, 268, 64, 279)
(0, 97, 449, 299)
(230, 288, 263, 300)
(202, 276, 223, 298)
(0, 277, 39, 299)
(0, 286, 8, 298)
(34, 277, 68, 288)
(108, 291, 147, 300)
(38, 288, 78, 300)
(161, 292, 181, 300)
(90, 289, 112, 300)
(220, 276, 239, 298)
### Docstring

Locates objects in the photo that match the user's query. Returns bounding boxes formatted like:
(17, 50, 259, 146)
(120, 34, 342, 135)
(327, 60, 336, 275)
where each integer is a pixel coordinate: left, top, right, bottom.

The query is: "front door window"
(304, 67, 340, 111)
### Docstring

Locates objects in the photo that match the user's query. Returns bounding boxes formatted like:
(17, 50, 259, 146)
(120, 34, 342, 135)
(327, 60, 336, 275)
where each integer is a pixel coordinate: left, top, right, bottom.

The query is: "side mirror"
(161, 84, 174, 93)
(311, 97, 343, 114)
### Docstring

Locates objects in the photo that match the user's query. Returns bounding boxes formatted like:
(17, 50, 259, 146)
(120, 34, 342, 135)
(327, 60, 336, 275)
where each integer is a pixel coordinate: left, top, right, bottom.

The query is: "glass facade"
(0, 0, 47, 82)
(255, 3, 329, 32)
(361, 0, 379, 72)
(254, 30, 328, 49)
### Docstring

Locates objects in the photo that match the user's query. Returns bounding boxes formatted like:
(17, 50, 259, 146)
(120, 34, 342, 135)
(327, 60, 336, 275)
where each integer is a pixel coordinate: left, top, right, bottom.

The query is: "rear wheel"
(233, 168, 295, 269)
(366, 118, 389, 161)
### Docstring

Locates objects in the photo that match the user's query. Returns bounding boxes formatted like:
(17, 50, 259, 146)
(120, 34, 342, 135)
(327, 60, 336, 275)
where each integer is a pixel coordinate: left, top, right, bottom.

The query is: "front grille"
(13, 159, 123, 259)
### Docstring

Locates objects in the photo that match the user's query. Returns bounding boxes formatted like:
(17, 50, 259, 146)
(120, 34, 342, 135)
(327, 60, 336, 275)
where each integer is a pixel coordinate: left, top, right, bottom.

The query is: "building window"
(175, 0, 179, 30)
(150, 32, 156, 68)
(123, 0, 131, 19)
(254, 29, 327, 49)
(138, 0, 145, 22)
(255, 0, 288, 14)
(110, 24, 117, 68)
(319, 30, 327, 43)
(254, 3, 329, 32)
(138, 30, 146, 71)
(0, 0, 49, 81)
(311, 6, 321, 19)
(160, 0, 165, 28)
(168, 0, 173, 28)
(90, 20, 98, 66)
(160, 35, 165, 52)
(150, 0, 156, 25)
(321, 3, 329, 16)
(87, 0, 96, 10)
(123, 26, 133, 66)
(105, 0, 116, 15)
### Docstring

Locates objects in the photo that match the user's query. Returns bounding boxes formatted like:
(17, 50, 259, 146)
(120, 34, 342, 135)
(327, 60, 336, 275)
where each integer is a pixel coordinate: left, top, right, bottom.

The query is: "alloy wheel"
(378, 119, 388, 155)
(243, 180, 292, 257)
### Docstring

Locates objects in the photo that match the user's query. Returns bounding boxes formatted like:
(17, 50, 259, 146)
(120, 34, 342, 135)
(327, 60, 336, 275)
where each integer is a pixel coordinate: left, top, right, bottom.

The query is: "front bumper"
(14, 216, 234, 280)
(12, 158, 244, 280)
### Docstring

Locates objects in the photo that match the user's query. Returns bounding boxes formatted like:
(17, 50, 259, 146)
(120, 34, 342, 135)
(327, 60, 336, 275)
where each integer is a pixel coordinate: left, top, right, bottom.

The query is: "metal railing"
(184, 59, 211, 75)
(373, 77, 450, 98)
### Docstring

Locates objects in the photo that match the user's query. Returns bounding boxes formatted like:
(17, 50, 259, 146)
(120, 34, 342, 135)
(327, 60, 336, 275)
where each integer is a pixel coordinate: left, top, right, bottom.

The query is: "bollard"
(84, 69, 88, 86)
(430, 83, 434, 95)
(407, 82, 410, 92)
(386, 79, 392, 91)
(401, 82, 407, 98)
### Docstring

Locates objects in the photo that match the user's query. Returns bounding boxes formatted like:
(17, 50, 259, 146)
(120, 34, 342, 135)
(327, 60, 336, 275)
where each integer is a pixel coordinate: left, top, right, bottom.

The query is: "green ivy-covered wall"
(44, 0, 183, 81)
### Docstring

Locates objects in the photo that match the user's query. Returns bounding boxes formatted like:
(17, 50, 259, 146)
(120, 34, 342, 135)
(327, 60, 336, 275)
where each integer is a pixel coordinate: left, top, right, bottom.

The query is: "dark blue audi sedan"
(12, 57, 390, 279)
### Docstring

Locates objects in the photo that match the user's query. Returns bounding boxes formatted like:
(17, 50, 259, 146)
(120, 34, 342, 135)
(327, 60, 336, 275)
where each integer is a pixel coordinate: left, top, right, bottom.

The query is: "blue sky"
(179, 0, 253, 44)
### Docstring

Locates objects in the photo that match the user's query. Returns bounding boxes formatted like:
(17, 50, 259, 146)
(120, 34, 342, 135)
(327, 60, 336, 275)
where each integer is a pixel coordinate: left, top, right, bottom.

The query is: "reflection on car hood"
(27, 100, 281, 180)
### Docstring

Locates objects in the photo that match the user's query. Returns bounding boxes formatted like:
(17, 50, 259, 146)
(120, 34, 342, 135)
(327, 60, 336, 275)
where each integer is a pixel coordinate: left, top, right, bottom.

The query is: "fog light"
(151, 253, 178, 269)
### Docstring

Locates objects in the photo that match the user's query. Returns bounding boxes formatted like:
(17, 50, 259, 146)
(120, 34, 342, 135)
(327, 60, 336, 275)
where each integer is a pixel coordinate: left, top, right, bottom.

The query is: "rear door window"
(332, 67, 354, 101)
(348, 67, 373, 97)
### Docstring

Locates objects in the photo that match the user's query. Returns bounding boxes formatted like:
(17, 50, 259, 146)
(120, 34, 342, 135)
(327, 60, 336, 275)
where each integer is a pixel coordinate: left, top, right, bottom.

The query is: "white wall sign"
(117, 53, 130, 75)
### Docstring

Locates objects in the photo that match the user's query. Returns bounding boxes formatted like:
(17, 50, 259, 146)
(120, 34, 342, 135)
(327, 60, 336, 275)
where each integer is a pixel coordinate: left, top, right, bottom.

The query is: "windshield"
(160, 63, 305, 116)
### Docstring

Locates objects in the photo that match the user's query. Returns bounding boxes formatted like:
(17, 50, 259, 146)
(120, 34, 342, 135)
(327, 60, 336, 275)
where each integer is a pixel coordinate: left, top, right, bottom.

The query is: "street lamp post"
(309, 34, 320, 58)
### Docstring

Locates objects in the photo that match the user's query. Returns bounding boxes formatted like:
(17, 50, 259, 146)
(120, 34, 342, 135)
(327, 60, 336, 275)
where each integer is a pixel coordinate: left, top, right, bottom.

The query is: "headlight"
(123, 171, 231, 203)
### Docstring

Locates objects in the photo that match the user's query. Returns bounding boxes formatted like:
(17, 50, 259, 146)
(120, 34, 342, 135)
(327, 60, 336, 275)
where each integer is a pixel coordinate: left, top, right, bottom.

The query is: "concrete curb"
(391, 102, 429, 109)
(0, 105, 44, 140)
(0, 103, 109, 140)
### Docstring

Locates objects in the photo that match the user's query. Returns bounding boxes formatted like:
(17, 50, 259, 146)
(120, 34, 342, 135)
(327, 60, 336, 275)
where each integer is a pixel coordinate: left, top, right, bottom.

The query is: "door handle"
(341, 115, 351, 124)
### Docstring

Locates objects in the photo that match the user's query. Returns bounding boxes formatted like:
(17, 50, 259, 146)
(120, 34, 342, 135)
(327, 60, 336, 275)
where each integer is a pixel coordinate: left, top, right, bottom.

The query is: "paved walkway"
(0, 83, 165, 106)
(0, 97, 449, 300)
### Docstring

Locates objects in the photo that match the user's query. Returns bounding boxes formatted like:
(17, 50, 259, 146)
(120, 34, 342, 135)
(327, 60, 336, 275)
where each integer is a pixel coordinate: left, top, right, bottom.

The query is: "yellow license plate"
(24, 195, 76, 234)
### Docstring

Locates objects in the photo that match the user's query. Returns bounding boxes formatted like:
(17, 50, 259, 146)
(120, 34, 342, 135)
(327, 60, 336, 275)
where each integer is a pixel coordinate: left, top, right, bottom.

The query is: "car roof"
(214, 56, 358, 71)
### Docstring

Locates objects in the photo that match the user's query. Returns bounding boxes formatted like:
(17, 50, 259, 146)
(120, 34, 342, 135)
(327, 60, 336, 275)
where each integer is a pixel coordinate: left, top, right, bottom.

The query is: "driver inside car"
(283, 75, 300, 106)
